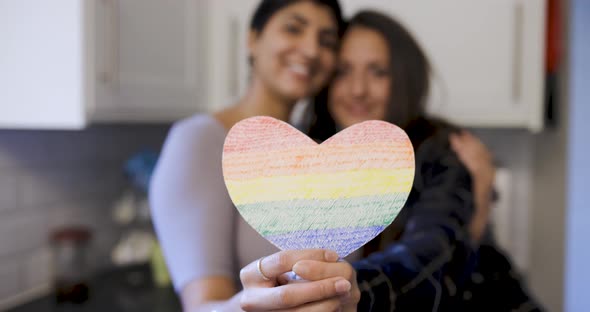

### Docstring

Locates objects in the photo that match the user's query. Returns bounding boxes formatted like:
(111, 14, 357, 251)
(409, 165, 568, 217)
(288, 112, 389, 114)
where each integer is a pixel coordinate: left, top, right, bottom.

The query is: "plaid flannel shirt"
(353, 135, 477, 311)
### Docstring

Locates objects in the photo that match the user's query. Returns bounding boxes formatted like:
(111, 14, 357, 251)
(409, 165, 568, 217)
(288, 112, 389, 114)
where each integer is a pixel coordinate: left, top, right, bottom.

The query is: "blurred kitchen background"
(0, 0, 588, 311)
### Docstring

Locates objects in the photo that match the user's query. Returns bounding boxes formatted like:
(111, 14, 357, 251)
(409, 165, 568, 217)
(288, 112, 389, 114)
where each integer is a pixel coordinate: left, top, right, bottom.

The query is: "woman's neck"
(216, 78, 297, 130)
(238, 82, 294, 121)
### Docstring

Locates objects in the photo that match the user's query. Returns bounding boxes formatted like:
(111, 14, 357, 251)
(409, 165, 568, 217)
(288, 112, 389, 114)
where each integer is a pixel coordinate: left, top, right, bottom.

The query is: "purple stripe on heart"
(265, 226, 386, 257)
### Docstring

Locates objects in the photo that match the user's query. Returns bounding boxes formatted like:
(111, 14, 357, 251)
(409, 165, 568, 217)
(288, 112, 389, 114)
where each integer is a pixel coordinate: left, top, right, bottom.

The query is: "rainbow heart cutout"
(222, 116, 415, 257)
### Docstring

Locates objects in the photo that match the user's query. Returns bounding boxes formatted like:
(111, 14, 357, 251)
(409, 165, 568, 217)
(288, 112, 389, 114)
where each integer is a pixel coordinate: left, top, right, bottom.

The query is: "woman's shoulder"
(166, 114, 227, 147)
(406, 117, 461, 154)
(172, 114, 226, 137)
(406, 117, 464, 167)
(158, 114, 228, 163)
(408, 118, 471, 195)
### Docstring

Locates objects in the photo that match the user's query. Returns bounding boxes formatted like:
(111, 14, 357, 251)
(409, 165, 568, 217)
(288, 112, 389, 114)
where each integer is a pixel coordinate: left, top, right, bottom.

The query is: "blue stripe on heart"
(264, 225, 386, 257)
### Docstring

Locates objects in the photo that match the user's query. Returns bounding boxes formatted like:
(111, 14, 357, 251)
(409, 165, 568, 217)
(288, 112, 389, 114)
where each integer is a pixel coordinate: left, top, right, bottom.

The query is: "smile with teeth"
(289, 63, 312, 78)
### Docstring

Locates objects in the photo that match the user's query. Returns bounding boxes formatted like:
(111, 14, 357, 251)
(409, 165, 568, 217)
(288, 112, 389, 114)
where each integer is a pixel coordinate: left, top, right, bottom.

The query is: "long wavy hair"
(307, 10, 458, 253)
(308, 10, 436, 141)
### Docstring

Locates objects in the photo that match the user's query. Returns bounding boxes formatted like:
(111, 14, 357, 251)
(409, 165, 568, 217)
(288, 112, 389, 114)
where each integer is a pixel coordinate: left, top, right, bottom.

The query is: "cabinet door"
(340, 0, 546, 131)
(205, 0, 260, 111)
(93, 0, 205, 122)
(0, 0, 93, 129)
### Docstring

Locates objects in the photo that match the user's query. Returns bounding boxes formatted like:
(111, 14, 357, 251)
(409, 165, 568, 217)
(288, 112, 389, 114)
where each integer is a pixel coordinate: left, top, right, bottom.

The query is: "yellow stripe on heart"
(225, 168, 414, 206)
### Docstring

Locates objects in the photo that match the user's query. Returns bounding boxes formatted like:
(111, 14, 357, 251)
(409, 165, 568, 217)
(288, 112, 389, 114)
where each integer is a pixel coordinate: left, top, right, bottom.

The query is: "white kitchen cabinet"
(0, 0, 208, 129)
(208, 0, 548, 131)
(95, 0, 263, 121)
(92, 0, 207, 122)
(205, 0, 260, 110)
(1, 0, 547, 130)
(0, 0, 92, 129)
(339, 0, 547, 131)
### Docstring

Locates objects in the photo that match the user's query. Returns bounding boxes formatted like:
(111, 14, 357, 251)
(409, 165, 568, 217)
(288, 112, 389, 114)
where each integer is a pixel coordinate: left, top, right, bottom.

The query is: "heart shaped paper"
(222, 116, 415, 257)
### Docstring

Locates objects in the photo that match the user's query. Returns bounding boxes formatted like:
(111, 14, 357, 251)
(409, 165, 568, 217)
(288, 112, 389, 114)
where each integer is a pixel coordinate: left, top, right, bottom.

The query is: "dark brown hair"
(247, 0, 345, 67)
(306, 10, 459, 254)
(308, 10, 435, 142)
(250, 0, 345, 35)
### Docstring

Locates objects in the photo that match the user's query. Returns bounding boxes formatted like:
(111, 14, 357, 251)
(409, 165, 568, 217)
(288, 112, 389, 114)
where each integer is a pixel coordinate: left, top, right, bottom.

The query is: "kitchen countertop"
(7, 264, 181, 312)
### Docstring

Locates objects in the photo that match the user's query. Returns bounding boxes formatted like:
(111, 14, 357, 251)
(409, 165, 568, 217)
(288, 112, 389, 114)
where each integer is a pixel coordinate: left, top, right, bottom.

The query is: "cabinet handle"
(512, 1, 523, 103)
(228, 16, 239, 98)
(99, 0, 119, 86)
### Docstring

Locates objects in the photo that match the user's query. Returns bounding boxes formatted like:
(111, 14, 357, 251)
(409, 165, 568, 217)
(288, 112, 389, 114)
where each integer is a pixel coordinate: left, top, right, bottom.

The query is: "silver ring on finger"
(257, 256, 271, 281)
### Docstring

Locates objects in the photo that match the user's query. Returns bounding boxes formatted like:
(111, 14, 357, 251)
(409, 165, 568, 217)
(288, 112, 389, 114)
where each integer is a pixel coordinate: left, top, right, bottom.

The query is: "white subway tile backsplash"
(21, 247, 53, 291)
(0, 132, 53, 169)
(0, 172, 18, 213)
(0, 124, 168, 307)
(0, 259, 22, 300)
(19, 168, 124, 210)
(0, 214, 49, 258)
(47, 198, 119, 229)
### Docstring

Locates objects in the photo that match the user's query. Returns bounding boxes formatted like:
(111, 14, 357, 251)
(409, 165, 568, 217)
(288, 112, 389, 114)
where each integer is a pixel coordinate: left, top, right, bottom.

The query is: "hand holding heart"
(223, 116, 414, 310)
(239, 249, 360, 311)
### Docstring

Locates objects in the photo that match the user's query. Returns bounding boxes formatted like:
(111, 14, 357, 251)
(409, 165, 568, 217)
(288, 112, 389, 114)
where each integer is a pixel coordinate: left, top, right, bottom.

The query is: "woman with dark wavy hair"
(238, 9, 490, 311)
(238, 10, 542, 312)
(150, 1, 347, 310)
(307, 10, 542, 311)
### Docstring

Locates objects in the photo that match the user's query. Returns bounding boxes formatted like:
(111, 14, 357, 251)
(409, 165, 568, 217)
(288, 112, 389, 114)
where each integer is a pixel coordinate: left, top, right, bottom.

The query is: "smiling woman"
(246, 1, 341, 103)
(148, 1, 345, 311)
(328, 26, 392, 127)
